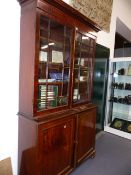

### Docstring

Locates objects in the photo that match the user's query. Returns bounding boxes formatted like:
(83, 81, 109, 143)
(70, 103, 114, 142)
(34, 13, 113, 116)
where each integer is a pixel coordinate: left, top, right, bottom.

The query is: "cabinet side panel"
(18, 116, 39, 175)
(19, 1, 36, 117)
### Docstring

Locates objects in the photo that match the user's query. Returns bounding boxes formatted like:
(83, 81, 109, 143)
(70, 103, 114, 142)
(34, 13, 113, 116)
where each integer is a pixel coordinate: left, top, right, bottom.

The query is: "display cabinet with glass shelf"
(107, 58, 131, 135)
(18, 0, 100, 174)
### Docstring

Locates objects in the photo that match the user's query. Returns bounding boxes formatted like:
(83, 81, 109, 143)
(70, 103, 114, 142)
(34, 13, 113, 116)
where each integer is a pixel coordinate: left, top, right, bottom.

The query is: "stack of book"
(38, 85, 58, 110)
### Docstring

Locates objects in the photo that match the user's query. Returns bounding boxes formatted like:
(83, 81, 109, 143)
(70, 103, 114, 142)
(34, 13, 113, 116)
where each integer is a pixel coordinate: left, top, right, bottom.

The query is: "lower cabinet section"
(76, 108, 96, 164)
(39, 118, 75, 175)
(19, 106, 97, 175)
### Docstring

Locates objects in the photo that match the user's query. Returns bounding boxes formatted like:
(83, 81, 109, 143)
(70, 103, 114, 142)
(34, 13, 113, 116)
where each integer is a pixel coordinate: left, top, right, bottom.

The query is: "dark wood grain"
(18, 0, 99, 174)
(19, 0, 37, 117)
(17, 0, 101, 32)
(38, 117, 75, 175)
(19, 106, 97, 174)
(76, 108, 97, 164)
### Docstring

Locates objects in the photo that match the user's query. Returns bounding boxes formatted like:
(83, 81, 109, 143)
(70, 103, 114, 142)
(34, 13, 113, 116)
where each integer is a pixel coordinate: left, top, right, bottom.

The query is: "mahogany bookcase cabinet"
(17, 0, 100, 174)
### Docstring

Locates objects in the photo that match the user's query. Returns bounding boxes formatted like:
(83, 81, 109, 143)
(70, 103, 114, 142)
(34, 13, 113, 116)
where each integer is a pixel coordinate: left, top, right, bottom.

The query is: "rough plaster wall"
(63, 0, 113, 32)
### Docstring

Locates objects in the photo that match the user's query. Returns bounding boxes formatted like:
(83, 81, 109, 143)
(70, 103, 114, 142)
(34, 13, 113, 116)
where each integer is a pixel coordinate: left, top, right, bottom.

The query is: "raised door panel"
(76, 108, 96, 163)
(39, 117, 75, 175)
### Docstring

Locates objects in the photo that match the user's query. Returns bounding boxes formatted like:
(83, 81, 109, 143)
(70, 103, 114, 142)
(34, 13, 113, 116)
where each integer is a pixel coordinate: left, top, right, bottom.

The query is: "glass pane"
(38, 61, 47, 81)
(49, 20, 64, 62)
(40, 17, 48, 62)
(89, 47, 94, 57)
(79, 67, 89, 102)
(40, 16, 48, 38)
(38, 16, 49, 83)
(75, 33, 81, 66)
(48, 63, 63, 82)
(48, 20, 64, 83)
(82, 35, 90, 45)
(73, 32, 93, 104)
(90, 39, 95, 47)
(65, 37, 71, 65)
(37, 15, 72, 111)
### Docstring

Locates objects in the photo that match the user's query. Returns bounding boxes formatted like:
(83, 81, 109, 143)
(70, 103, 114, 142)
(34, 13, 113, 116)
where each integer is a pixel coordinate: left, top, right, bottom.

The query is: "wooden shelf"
(38, 81, 69, 85)
(39, 61, 70, 68)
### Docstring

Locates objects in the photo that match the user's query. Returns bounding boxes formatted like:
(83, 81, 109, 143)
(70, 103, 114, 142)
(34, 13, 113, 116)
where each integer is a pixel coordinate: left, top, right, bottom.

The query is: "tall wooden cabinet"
(17, 0, 100, 174)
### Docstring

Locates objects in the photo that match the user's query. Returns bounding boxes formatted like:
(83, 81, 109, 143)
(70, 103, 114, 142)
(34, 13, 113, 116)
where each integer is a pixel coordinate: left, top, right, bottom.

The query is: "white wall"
(0, 1, 20, 175)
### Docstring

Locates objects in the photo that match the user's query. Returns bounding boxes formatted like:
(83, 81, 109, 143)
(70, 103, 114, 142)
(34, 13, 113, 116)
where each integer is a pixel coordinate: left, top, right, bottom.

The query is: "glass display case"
(108, 58, 131, 133)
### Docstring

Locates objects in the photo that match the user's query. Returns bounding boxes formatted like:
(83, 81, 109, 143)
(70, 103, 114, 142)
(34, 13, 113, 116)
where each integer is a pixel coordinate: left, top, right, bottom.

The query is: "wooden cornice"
(17, 0, 101, 32)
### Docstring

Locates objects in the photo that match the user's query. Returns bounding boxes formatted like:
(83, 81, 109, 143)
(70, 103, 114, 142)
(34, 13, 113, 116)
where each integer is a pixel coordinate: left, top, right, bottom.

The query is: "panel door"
(39, 117, 75, 175)
(76, 108, 96, 164)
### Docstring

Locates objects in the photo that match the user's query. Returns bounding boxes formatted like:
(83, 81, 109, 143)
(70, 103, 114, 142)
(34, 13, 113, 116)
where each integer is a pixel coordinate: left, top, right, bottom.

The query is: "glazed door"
(76, 108, 96, 164)
(92, 58, 109, 131)
(72, 31, 96, 105)
(37, 14, 73, 113)
(39, 118, 75, 175)
(92, 44, 109, 131)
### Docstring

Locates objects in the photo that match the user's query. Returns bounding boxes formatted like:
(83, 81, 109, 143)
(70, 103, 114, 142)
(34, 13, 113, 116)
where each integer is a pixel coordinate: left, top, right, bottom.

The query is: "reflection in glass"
(37, 15, 72, 111)
(73, 32, 95, 104)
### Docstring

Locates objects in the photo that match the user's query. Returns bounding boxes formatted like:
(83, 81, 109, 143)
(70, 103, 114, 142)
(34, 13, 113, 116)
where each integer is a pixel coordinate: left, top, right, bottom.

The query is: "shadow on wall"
(114, 18, 131, 57)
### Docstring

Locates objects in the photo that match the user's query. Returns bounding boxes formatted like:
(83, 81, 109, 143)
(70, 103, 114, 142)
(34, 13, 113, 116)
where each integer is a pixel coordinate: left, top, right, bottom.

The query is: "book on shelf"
(38, 85, 58, 109)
